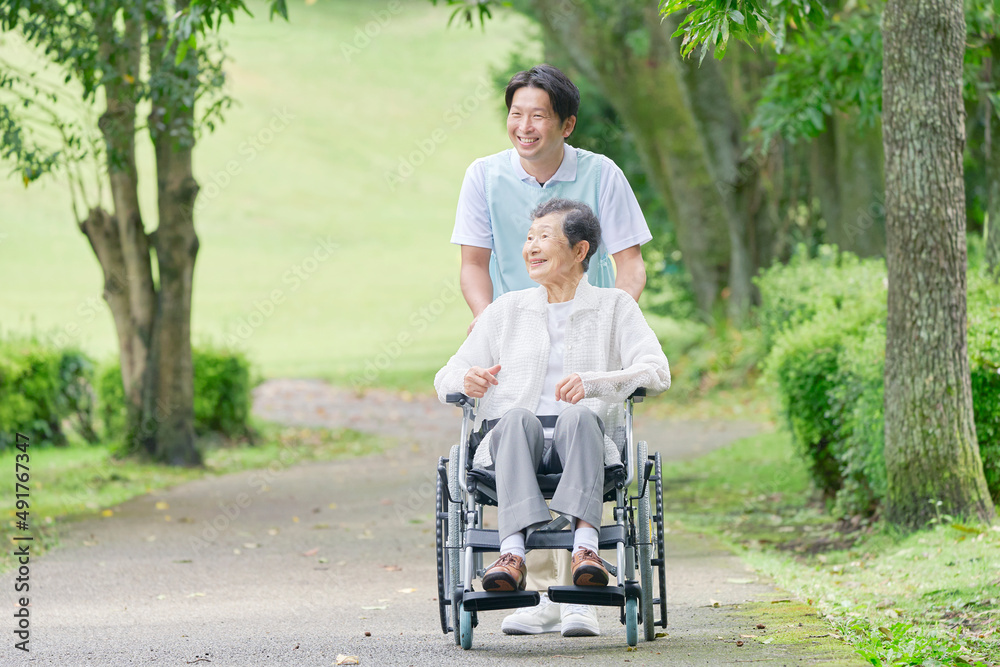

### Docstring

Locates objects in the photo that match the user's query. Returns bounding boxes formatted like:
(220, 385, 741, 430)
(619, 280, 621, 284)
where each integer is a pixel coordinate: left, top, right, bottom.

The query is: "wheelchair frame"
(435, 390, 668, 649)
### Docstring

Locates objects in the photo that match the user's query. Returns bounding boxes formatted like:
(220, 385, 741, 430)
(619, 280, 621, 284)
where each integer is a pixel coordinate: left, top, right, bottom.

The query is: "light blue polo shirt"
(452, 144, 651, 300)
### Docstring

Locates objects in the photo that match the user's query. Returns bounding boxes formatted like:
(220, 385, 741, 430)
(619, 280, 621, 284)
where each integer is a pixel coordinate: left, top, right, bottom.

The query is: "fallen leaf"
(155, 501, 169, 510)
(655, 632, 668, 638)
(101, 509, 114, 517)
(303, 547, 320, 557)
(397, 588, 416, 594)
(727, 578, 754, 584)
(382, 565, 402, 572)
(761, 637, 774, 644)
(740, 634, 757, 638)
(186, 592, 206, 597)
(361, 605, 387, 610)
(335, 655, 359, 665)
(878, 626, 893, 640)
(243, 543, 260, 549)
(268, 528, 279, 536)
(292, 516, 300, 523)
(329, 503, 338, 510)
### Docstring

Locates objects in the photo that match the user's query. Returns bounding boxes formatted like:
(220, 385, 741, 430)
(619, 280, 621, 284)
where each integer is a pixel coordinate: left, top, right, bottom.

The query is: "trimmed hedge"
(759, 247, 1000, 516)
(0, 339, 96, 448)
(98, 345, 252, 441)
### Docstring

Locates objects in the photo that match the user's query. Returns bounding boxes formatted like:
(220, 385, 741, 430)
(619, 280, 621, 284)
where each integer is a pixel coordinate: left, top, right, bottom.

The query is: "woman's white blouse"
(434, 277, 671, 468)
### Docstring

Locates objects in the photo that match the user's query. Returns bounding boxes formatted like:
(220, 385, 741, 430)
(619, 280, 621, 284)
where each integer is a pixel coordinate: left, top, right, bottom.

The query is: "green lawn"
(0, 0, 540, 390)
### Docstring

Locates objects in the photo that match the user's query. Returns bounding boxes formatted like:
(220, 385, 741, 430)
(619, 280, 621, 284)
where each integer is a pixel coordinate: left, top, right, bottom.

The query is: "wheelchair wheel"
(636, 440, 656, 642)
(447, 445, 462, 645)
(435, 459, 450, 635)
(460, 606, 474, 650)
(625, 597, 638, 647)
(654, 451, 668, 629)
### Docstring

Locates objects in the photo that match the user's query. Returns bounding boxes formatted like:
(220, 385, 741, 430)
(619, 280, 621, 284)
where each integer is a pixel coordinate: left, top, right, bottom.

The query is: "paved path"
(2, 380, 862, 666)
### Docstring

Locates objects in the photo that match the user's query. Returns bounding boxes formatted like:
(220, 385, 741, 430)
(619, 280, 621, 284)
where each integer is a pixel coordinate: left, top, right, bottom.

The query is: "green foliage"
(430, 0, 507, 28)
(846, 618, 992, 667)
(967, 276, 1000, 499)
(98, 345, 252, 443)
(659, 0, 826, 62)
(0, 338, 96, 449)
(191, 345, 252, 438)
(755, 244, 886, 350)
(760, 248, 1000, 515)
(750, 4, 882, 150)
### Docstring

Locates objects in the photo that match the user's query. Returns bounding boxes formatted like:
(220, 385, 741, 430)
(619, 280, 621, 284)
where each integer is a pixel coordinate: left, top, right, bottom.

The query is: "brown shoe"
(572, 548, 609, 586)
(482, 553, 527, 592)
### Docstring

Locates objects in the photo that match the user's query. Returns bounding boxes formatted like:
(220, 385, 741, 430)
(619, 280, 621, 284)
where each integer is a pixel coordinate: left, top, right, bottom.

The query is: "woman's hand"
(464, 364, 501, 398)
(555, 373, 584, 404)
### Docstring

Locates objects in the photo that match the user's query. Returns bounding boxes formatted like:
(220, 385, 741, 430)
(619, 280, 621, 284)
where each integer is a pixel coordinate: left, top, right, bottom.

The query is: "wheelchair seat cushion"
(466, 463, 627, 506)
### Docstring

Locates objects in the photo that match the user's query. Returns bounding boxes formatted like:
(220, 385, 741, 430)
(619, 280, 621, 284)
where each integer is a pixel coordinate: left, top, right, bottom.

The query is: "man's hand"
(464, 364, 501, 398)
(555, 373, 584, 404)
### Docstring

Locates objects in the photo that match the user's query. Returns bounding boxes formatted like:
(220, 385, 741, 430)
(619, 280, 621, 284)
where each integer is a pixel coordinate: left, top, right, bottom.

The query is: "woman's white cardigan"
(434, 277, 671, 469)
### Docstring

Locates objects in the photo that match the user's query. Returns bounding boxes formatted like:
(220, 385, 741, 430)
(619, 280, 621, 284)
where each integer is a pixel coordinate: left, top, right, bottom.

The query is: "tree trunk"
(79, 1, 201, 466)
(86, 3, 157, 446)
(533, 0, 735, 318)
(144, 0, 202, 466)
(882, 0, 995, 527)
(987, 38, 1000, 277)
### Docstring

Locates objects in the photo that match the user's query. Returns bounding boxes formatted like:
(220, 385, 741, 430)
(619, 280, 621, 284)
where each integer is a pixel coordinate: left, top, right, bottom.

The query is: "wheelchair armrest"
(629, 387, 646, 403)
(446, 392, 472, 406)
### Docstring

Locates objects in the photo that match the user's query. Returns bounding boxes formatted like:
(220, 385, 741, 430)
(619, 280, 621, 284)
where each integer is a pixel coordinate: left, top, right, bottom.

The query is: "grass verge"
(0, 422, 384, 573)
(661, 430, 1000, 666)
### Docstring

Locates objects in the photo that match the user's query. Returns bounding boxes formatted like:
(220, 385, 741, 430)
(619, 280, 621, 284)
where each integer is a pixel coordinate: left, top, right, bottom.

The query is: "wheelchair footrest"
(547, 585, 626, 607)
(462, 590, 540, 612)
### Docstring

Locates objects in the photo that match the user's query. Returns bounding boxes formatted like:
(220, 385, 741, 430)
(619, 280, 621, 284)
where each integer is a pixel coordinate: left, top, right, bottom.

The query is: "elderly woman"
(434, 198, 670, 593)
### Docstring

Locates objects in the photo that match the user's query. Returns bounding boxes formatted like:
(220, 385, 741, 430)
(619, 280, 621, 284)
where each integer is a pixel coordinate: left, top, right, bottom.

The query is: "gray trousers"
(488, 405, 606, 542)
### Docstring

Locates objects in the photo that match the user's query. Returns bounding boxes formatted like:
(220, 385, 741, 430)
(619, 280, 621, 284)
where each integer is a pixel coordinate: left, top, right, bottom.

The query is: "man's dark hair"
(505, 64, 580, 124)
(531, 198, 602, 271)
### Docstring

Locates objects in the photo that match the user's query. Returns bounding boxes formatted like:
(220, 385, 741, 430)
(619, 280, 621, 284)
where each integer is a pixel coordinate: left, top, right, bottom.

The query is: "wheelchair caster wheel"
(460, 607, 474, 650)
(625, 597, 638, 647)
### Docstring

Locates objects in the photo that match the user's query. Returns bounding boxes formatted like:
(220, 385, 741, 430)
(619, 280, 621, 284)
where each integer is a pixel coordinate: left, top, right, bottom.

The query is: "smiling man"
(450, 64, 653, 638)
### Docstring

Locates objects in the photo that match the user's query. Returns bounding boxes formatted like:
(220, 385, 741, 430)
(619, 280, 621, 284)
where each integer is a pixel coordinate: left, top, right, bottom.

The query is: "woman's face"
(522, 212, 586, 286)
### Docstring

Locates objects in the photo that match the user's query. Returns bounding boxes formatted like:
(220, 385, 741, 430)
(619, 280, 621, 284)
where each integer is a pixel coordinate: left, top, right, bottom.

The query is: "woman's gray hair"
(530, 198, 602, 271)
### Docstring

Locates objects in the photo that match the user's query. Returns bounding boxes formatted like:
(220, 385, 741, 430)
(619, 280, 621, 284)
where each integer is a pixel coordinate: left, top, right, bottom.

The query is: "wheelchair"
(434, 389, 668, 649)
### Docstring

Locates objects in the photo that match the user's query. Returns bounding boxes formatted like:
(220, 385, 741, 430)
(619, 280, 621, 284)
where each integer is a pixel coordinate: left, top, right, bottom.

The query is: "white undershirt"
(536, 300, 574, 435)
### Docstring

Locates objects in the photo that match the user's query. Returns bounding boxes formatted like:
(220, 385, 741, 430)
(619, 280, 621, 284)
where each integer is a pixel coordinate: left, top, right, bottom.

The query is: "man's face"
(506, 86, 576, 169)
